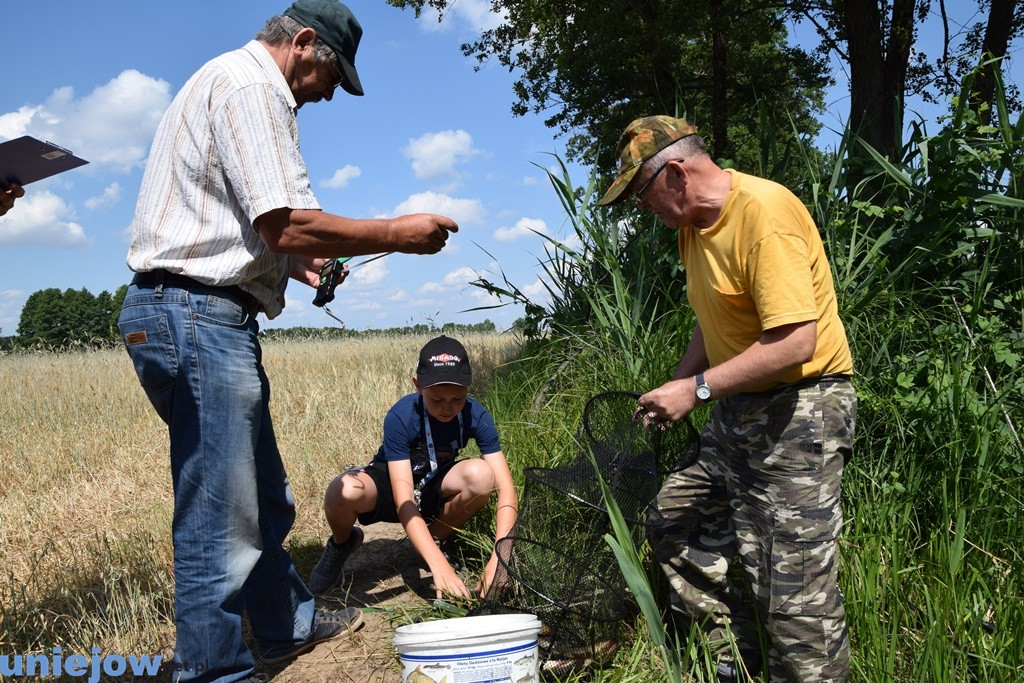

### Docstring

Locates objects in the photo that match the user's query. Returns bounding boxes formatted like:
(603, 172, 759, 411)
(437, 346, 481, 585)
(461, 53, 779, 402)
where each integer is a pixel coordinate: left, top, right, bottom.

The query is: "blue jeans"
(118, 280, 316, 683)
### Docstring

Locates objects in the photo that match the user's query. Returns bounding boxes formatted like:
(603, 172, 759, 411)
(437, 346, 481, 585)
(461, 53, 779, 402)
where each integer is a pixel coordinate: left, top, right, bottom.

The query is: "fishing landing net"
(473, 391, 699, 672)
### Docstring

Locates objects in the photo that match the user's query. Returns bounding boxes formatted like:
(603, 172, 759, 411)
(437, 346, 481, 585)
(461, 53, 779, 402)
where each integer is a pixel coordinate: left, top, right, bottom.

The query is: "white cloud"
(0, 70, 171, 174)
(523, 279, 547, 297)
(0, 190, 90, 247)
(442, 266, 478, 287)
(280, 293, 310, 318)
(469, 286, 504, 309)
(559, 232, 584, 252)
(0, 108, 37, 140)
(84, 182, 122, 209)
(494, 217, 548, 242)
(348, 255, 389, 286)
(320, 165, 361, 189)
(522, 175, 538, 186)
(403, 130, 479, 179)
(418, 0, 505, 33)
(416, 266, 480, 297)
(392, 191, 485, 227)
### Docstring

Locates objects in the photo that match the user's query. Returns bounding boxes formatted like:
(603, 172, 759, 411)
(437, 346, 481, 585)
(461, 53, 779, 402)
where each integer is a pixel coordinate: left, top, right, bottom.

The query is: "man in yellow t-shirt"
(598, 116, 856, 683)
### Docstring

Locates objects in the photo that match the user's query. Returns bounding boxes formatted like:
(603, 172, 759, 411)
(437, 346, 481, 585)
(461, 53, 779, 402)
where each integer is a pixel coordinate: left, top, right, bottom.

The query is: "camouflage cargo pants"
(651, 378, 856, 682)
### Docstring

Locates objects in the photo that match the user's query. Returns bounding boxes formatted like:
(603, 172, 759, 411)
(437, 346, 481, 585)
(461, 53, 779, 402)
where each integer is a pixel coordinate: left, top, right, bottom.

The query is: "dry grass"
(0, 333, 520, 665)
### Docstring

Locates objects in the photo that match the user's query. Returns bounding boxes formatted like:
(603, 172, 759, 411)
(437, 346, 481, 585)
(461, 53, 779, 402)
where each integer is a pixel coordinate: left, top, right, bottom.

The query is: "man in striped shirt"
(117, 2, 457, 681)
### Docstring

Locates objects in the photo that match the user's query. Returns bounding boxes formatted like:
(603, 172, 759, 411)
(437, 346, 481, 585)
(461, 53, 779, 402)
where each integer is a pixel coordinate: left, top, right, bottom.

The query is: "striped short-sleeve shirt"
(126, 40, 321, 319)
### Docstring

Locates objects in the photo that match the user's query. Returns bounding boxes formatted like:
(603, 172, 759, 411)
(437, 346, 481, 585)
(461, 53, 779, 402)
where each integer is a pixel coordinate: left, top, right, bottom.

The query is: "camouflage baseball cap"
(596, 116, 698, 206)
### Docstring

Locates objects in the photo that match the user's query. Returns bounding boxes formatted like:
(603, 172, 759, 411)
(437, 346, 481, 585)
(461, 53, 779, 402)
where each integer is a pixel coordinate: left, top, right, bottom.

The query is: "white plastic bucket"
(393, 613, 542, 683)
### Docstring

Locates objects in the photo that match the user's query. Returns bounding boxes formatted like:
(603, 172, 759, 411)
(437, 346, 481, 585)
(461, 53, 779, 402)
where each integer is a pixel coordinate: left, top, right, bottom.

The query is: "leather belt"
(131, 269, 260, 315)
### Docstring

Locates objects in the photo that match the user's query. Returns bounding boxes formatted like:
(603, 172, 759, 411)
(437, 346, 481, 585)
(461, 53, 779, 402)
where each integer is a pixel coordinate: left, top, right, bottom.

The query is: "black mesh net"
(474, 391, 699, 672)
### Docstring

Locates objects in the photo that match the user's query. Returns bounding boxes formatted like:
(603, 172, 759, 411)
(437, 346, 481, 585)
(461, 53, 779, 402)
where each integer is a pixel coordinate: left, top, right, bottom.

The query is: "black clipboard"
(0, 136, 89, 187)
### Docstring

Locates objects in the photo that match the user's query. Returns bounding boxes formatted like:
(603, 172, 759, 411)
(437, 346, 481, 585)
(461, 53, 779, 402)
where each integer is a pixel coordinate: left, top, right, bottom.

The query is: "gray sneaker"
(308, 527, 364, 595)
(259, 607, 365, 664)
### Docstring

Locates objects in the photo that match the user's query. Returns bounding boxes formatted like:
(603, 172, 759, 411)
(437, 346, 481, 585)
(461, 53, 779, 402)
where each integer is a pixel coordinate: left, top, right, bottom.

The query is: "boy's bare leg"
(324, 471, 377, 543)
(429, 458, 495, 540)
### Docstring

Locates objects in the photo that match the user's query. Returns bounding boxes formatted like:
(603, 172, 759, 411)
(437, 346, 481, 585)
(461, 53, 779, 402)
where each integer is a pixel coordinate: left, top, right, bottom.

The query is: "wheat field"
(0, 333, 521, 664)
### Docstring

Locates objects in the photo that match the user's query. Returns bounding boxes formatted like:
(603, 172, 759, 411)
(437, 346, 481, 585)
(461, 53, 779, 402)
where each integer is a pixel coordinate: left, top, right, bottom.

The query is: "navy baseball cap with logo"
(416, 336, 473, 388)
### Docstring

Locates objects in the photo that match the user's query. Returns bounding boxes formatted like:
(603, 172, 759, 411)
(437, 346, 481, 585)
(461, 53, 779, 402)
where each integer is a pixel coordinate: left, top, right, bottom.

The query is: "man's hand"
(289, 256, 345, 287)
(638, 377, 698, 426)
(389, 214, 458, 254)
(0, 184, 25, 217)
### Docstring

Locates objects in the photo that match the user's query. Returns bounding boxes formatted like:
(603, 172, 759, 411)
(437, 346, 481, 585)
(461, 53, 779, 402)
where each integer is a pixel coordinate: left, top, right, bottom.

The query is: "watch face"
(696, 385, 712, 401)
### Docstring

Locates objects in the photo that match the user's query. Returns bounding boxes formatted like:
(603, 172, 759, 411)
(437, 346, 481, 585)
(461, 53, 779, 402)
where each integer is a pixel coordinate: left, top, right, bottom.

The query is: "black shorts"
(349, 459, 459, 526)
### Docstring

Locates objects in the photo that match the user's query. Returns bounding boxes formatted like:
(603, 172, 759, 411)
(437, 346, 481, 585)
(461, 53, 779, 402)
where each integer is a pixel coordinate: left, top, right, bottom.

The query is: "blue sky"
(0, 1, 585, 333)
(1, 2, 1018, 334)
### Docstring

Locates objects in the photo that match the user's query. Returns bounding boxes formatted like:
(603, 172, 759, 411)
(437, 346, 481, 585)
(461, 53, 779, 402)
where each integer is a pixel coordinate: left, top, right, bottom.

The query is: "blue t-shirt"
(372, 393, 502, 485)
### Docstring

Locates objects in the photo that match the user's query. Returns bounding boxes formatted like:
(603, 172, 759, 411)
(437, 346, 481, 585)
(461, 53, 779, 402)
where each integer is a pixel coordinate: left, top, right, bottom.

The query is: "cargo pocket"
(767, 530, 839, 616)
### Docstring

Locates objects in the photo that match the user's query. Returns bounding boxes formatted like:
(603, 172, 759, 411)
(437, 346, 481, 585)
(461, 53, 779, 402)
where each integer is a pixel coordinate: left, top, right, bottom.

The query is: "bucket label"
(399, 641, 538, 683)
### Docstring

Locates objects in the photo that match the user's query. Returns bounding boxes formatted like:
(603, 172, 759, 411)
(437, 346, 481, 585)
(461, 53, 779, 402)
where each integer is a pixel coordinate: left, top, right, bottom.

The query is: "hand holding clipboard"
(0, 136, 89, 216)
(1, 183, 24, 217)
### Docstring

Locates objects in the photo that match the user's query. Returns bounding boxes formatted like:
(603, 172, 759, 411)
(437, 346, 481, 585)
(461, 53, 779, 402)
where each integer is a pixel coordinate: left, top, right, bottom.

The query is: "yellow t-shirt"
(679, 169, 854, 392)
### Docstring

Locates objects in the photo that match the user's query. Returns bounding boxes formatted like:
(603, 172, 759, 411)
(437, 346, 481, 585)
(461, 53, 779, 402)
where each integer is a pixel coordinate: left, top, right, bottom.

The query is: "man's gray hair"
(257, 15, 337, 65)
(648, 133, 709, 168)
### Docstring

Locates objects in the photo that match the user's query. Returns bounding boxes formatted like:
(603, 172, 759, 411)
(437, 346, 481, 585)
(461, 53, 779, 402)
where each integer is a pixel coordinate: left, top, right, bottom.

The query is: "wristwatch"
(695, 373, 712, 402)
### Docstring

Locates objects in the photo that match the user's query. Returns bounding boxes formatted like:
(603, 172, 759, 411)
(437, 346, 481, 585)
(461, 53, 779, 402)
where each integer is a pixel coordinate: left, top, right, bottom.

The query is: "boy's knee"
(463, 459, 496, 496)
(325, 472, 368, 509)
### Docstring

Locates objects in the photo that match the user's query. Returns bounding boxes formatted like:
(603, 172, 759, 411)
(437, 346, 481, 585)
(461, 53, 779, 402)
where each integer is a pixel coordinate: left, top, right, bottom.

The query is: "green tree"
(388, 0, 829, 172)
(64, 288, 99, 342)
(109, 284, 129, 340)
(391, 0, 1022, 193)
(791, 1, 1023, 159)
(17, 288, 67, 346)
(16, 287, 120, 347)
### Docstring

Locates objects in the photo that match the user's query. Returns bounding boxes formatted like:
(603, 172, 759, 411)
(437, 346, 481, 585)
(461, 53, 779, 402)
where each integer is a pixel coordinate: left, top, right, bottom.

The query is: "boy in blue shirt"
(309, 335, 517, 600)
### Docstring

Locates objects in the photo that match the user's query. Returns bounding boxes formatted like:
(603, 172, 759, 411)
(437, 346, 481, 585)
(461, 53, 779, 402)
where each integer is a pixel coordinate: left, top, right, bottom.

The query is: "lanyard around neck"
(421, 401, 464, 484)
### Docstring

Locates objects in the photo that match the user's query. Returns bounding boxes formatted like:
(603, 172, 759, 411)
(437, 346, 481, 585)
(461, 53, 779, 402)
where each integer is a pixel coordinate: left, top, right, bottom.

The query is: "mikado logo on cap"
(417, 335, 473, 387)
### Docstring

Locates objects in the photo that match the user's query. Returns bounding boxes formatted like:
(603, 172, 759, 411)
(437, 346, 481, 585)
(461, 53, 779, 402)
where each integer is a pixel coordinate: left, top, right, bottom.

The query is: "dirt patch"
(265, 522, 446, 683)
